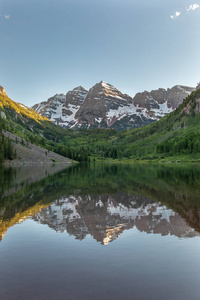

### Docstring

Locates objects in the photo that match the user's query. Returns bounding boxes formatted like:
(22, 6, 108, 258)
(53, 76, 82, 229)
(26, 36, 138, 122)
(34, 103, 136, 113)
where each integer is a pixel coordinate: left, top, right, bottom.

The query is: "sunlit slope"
(0, 92, 50, 123)
(0, 164, 70, 241)
(0, 201, 50, 241)
(0, 92, 69, 144)
(1, 87, 200, 161)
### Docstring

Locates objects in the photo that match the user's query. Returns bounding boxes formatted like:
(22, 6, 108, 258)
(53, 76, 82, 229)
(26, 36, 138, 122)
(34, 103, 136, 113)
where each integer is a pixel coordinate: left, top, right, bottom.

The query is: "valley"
(0, 83, 200, 164)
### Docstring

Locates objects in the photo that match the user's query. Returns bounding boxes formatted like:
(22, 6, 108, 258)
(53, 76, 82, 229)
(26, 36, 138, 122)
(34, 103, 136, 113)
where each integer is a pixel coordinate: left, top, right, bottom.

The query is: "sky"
(0, 0, 200, 107)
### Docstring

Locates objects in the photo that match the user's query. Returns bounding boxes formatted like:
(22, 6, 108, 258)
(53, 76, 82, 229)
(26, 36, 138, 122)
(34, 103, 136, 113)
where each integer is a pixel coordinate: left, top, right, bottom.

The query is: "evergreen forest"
(1, 88, 200, 163)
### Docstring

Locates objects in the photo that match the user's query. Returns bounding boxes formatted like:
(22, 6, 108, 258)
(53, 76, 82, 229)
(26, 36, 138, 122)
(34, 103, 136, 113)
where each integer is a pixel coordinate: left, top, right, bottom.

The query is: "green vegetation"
(61, 88, 200, 162)
(1, 163, 200, 238)
(1, 88, 200, 163)
(0, 115, 15, 164)
(0, 93, 91, 162)
(50, 88, 200, 162)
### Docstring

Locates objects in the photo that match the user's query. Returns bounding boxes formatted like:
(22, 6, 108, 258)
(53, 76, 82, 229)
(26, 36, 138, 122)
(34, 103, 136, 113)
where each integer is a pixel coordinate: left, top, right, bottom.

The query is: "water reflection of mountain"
(33, 194, 198, 245)
(1, 163, 200, 244)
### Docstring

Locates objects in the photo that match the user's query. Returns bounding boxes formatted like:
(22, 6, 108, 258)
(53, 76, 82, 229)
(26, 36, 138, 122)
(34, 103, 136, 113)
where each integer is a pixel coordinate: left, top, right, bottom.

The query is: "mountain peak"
(72, 86, 87, 92)
(99, 81, 114, 89)
(91, 81, 124, 98)
(32, 82, 195, 130)
(100, 80, 109, 86)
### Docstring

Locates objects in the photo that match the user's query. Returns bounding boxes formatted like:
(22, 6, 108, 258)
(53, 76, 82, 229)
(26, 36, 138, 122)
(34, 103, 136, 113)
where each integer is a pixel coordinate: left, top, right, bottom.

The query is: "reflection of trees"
(1, 163, 200, 242)
(0, 164, 71, 241)
(0, 167, 16, 199)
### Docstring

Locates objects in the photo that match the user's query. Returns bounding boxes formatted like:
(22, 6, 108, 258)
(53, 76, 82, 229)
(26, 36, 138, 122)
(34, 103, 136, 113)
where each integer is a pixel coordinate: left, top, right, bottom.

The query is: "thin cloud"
(186, 4, 199, 11)
(170, 11, 181, 19)
(4, 15, 10, 19)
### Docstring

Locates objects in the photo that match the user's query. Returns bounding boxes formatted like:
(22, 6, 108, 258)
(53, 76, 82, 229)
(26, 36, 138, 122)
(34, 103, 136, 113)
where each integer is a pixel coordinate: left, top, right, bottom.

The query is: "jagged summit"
(90, 81, 131, 101)
(75, 81, 133, 128)
(32, 86, 88, 127)
(73, 86, 86, 91)
(32, 82, 195, 130)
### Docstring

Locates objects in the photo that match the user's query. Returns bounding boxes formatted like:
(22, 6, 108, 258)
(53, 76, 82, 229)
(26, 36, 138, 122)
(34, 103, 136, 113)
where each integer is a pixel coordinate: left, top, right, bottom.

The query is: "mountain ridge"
(32, 81, 194, 130)
(1, 83, 200, 164)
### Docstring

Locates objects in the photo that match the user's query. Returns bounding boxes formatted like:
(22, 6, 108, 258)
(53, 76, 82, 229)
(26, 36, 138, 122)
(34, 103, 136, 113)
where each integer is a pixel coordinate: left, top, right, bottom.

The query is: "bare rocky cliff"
(32, 82, 195, 130)
(32, 86, 88, 127)
(133, 85, 194, 110)
(75, 81, 133, 128)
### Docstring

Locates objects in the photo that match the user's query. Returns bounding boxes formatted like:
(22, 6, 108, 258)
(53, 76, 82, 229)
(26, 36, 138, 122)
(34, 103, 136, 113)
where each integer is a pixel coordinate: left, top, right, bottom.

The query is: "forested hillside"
(58, 87, 200, 162)
(0, 92, 90, 162)
(49, 88, 200, 162)
(1, 87, 200, 163)
(0, 116, 15, 163)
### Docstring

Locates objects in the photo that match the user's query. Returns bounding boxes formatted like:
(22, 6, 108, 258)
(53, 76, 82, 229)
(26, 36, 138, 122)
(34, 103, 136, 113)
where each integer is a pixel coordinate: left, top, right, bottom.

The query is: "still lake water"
(0, 163, 200, 300)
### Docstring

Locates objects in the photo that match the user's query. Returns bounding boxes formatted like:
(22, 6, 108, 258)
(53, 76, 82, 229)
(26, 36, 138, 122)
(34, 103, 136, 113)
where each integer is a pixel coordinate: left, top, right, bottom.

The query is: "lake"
(0, 163, 200, 300)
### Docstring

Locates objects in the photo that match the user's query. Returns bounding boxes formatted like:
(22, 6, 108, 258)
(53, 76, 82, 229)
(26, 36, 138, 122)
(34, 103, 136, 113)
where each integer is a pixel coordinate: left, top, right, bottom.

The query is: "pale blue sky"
(0, 0, 200, 106)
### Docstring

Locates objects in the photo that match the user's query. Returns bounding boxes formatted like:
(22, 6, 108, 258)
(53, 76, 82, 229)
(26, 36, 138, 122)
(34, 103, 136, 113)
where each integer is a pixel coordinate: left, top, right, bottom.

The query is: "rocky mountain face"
(32, 86, 88, 127)
(134, 85, 194, 110)
(32, 82, 194, 130)
(32, 194, 198, 245)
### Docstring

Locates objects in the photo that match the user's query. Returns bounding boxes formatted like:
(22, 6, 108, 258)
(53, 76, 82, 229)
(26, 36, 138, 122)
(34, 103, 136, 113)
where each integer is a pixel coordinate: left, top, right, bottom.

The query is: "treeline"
(156, 132, 200, 155)
(0, 115, 15, 164)
(55, 145, 89, 162)
(1, 87, 200, 163)
(50, 144, 119, 161)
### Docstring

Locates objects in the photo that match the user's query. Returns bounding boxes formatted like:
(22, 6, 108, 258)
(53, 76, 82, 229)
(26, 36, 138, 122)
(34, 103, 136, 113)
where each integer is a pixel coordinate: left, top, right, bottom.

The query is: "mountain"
(33, 194, 198, 245)
(75, 81, 134, 130)
(32, 86, 88, 127)
(1, 83, 200, 164)
(106, 86, 200, 161)
(134, 85, 194, 111)
(0, 86, 77, 163)
(32, 85, 200, 163)
(32, 81, 194, 130)
(0, 85, 74, 145)
(0, 86, 50, 125)
(1, 162, 200, 243)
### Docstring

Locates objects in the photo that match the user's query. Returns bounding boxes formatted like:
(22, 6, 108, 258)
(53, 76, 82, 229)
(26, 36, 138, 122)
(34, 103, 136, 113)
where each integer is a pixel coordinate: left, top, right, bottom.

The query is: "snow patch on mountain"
(33, 195, 198, 243)
(32, 82, 195, 130)
(152, 101, 173, 117)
